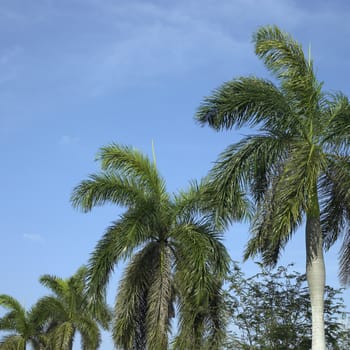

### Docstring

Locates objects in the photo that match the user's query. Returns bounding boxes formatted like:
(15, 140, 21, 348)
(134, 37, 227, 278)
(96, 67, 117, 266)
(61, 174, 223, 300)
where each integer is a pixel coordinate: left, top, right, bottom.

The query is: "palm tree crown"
(196, 25, 350, 350)
(71, 144, 230, 349)
(36, 266, 111, 350)
(0, 294, 47, 350)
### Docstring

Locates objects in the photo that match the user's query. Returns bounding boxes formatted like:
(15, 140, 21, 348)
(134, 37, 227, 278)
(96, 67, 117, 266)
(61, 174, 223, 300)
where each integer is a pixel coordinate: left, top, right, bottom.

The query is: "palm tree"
(36, 266, 111, 350)
(0, 294, 47, 350)
(195, 25, 350, 350)
(71, 144, 231, 349)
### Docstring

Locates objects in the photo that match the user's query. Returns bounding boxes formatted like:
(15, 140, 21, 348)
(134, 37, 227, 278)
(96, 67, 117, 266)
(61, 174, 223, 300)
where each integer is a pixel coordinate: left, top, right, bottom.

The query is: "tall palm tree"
(71, 144, 231, 349)
(195, 25, 350, 350)
(0, 294, 47, 350)
(36, 266, 111, 350)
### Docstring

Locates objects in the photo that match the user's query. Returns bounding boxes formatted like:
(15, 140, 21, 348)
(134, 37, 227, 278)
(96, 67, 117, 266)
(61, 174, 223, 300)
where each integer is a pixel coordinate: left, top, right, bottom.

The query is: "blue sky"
(1, 0, 350, 348)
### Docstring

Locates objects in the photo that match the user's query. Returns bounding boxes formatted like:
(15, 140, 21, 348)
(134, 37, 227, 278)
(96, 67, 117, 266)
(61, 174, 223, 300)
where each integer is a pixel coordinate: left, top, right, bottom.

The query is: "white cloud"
(72, 0, 329, 94)
(23, 233, 42, 241)
(59, 135, 79, 145)
(2, 0, 350, 96)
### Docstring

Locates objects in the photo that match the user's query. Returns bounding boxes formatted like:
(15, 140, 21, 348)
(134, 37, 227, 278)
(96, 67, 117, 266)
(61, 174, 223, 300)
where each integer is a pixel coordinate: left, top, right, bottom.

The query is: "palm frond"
(339, 228, 350, 286)
(174, 275, 226, 350)
(0, 313, 16, 331)
(113, 242, 160, 349)
(320, 155, 350, 249)
(196, 76, 291, 130)
(321, 92, 350, 151)
(86, 208, 157, 307)
(174, 179, 249, 229)
(50, 321, 74, 350)
(173, 222, 229, 306)
(0, 334, 25, 350)
(254, 25, 321, 114)
(39, 275, 67, 299)
(209, 133, 290, 211)
(77, 316, 101, 350)
(0, 295, 25, 315)
(97, 144, 166, 195)
(71, 173, 149, 212)
(319, 155, 350, 286)
(34, 296, 67, 321)
(146, 246, 172, 349)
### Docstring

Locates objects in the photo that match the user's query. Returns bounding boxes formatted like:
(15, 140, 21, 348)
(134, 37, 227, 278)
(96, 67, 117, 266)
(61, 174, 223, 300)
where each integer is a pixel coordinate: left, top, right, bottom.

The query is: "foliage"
(225, 263, 350, 350)
(0, 294, 47, 350)
(196, 24, 350, 277)
(36, 265, 111, 350)
(71, 144, 232, 349)
(195, 25, 350, 349)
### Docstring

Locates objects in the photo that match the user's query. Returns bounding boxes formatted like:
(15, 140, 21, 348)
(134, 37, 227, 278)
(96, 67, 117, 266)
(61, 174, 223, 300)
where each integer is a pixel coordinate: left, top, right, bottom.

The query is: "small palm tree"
(37, 266, 111, 350)
(196, 25, 350, 350)
(71, 144, 231, 349)
(0, 294, 47, 350)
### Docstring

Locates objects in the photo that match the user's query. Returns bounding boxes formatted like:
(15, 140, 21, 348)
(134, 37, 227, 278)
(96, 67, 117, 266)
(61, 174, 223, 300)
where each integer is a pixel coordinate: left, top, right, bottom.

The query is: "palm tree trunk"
(306, 196, 326, 350)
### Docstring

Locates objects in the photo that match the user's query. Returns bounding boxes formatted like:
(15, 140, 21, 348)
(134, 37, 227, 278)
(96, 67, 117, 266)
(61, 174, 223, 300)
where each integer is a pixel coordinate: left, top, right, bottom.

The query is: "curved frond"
(254, 25, 321, 113)
(71, 173, 149, 212)
(319, 155, 350, 286)
(196, 77, 291, 130)
(97, 144, 166, 195)
(173, 222, 230, 303)
(39, 275, 67, 299)
(0, 334, 25, 350)
(339, 229, 350, 286)
(174, 279, 226, 350)
(321, 93, 350, 150)
(77, 316, 101, 350)
(86, 208, 157, 307)
(0, 313, 17, 332)
(0, 295, 27, 336)
(113, 242, 160, 349)
(50, 321, 75, 350)
(209, 133, 291, 215)
(320, 155, 350, 249)
(34, 296, 67, 321)
(174, 179, 249, 229)
(0, 295, 25, 316)
(146, 246, 173, 350)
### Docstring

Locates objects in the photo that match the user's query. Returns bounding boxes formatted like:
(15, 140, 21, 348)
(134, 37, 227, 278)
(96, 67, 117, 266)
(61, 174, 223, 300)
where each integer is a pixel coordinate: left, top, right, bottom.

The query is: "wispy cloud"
(23, 233, 42, 241)
(59, 135, 79, 146)
(1, 0, 350, 96)
(0, 45, 23, 84)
